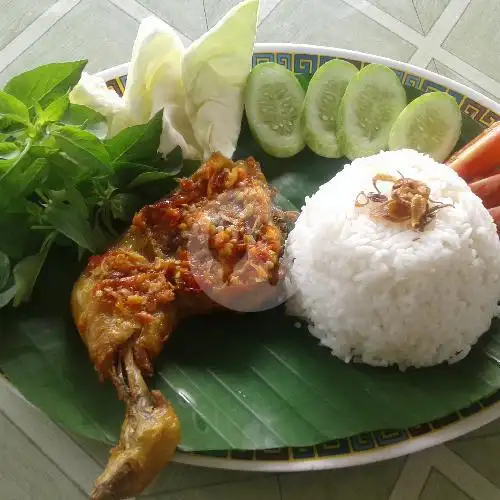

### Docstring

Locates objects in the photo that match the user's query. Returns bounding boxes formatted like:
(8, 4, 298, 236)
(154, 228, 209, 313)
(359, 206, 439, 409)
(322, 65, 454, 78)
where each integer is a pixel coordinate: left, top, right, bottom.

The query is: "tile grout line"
(202, 0, 209, 30)
(0, 0, 81, 74)
(276, 474, 284, 500)
(429, 446, 500, 500)
(408, 0, 470, 67)
(57, 425, 108, 469)
(340, 0, 424, 47)
(435, 47, 500, 99)
(0, 406, 89, 498)
(435, 0, 471, 46)
(0, 377, 101, 494)
(429, 469, 476, 500)
(258, 0, 284, 26)
(389, 451, 432, 500)
(410, 0, 425, 35)
(390, 455, 410, 496)
(426, 59, 438, 72)
(107, 0, 193, 46)
(339, 0, 498, 100)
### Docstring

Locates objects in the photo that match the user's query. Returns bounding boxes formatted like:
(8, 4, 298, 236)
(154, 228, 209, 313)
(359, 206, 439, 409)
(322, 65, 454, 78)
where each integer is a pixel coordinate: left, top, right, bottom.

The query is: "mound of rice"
(286, 149, 500, 369)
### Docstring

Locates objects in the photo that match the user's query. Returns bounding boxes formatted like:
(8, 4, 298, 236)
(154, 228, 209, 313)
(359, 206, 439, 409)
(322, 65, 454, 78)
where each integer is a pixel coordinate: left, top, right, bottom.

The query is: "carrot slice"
(470, 166, 500, 183)
(446, 121, 500, 182)
(469, 174, 500, 209)
(488, 206, 500, 233)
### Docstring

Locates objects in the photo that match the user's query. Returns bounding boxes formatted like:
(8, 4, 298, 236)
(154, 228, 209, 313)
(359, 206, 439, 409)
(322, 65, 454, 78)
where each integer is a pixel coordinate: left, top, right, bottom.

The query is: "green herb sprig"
(0, 61, 186, 308)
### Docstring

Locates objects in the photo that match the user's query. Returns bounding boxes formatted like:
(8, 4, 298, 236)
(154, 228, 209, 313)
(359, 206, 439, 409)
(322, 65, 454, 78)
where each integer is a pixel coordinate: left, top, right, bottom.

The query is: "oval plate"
(96, 43, 500, 472)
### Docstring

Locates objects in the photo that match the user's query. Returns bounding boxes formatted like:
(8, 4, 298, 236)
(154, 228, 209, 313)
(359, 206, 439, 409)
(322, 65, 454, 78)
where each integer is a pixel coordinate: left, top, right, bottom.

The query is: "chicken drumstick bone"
(71, 153, 291, 499)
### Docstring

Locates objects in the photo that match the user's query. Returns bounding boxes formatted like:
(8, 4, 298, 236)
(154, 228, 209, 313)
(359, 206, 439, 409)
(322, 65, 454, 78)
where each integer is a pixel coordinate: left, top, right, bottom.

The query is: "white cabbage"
(69, 72, 125, 123)
(70, 0, 259, 160)
(182, 0, 259, 159)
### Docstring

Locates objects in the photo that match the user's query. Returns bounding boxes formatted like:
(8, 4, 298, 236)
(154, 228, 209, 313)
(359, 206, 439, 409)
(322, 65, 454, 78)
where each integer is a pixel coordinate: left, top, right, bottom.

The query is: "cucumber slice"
(338, 63, 406, 160)
(244, 62, 305, 158)
(389, 91, 462, 162)
(302, 59, 358, 158)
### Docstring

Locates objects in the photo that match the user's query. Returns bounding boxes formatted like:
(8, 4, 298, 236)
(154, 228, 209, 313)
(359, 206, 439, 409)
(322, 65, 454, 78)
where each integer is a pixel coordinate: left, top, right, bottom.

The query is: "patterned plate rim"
(96, 43, 500, 471)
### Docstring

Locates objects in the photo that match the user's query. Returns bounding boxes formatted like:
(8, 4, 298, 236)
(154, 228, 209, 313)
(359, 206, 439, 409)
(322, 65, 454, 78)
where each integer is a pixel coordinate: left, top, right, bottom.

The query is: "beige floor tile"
(144, 476, 280, 500)
(0, 0, 58, 50)
(454, 417, 500, 441)
(0, 378, 102, 494)
(205, 0, 282, 28)
(427, 58, 499, 101)
(278, 458, 405, 500)
(137, 0, 206, 39)
(426, 58, 439, 73)
(420, 468, 472, 500)
(448, 434, 500, 490)
(443, 0, 500, 84)
(257, 0, 416, 62)
(367, 0, 421, 33)
(414, 0, 450, 35)
(0, 0, 139, 87)
(0, 411, 87, 500)
(65, 432, 110, 468)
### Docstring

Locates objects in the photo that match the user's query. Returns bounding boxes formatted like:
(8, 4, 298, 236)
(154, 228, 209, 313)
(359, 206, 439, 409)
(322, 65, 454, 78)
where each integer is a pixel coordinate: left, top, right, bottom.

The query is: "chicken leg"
(91, 347, 179, 500)
(71, 153, 293, 499)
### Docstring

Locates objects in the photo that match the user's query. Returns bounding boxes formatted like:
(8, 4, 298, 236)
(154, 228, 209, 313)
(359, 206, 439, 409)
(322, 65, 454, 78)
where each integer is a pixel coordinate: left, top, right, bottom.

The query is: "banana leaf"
(1, 91, 499, 452)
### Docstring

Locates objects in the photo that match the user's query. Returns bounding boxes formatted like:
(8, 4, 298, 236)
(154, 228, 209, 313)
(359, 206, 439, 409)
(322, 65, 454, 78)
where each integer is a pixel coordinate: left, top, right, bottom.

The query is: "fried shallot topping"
(355, 172, 453, 231)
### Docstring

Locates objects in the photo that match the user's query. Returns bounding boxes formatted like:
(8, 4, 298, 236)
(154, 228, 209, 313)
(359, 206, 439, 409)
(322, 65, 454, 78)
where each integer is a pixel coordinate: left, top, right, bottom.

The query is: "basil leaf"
(0, 251, 10, 290)
(60, 104, 108, 139)
(13, 232, 56, 306)
(44, 208, 95, 252)
(0, 158, 11, 170)
(111, 161, 155, 188)
(0, 143, 19, 160)
(0, 148, 33, 200)
(62, 185, 89, 219)
(0, 156, 48, 206)
(46, 151, 79, 183)
(0, 123, 28, 142)
(128, 170, 178, 188)
(0, 214, 36, 260)
(24, 158, 50, 193)
(105, 110, 162, 164)
(109, 192, 141, 221)
(43, 194, 96, 252)
(4, 61, 87, 109)
(15, 158, 49, 199)
(38, 94, 70, 124)
(30, 145, 58, 159)
(52, 125, 111, 172)
(0, 284, 16, 308)
(0, 90, 30, 124)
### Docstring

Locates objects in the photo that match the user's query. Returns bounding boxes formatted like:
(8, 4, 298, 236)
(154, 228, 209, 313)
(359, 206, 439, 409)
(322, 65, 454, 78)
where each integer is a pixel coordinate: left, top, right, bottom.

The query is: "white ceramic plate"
(95, 43, 500, 472)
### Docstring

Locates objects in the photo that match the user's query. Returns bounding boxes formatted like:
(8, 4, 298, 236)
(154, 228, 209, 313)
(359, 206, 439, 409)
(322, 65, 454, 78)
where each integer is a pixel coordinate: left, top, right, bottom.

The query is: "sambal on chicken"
(71, 153, 293, 500)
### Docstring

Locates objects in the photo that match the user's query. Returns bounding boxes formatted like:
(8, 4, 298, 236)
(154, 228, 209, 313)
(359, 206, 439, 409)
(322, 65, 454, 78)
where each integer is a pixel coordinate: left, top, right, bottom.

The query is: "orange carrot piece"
(470, 166, 500, 183)
(469, 174, 500, 209)
(489, 206, 500, 233)
(446, 121, 500, 183)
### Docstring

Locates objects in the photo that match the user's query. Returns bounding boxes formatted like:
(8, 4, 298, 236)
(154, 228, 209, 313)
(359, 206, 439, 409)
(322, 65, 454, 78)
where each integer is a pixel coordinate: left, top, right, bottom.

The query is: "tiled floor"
(1, 1, 500, 499)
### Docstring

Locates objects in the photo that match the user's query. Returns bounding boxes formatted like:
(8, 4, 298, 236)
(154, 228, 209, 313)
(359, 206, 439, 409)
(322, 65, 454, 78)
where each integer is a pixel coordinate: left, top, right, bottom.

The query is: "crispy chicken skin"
(71, 153, 291, 500)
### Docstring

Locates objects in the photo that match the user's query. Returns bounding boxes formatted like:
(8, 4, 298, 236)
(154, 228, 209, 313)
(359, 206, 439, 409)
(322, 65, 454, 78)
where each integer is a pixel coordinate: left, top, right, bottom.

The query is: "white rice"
(286, 149, 500, 369)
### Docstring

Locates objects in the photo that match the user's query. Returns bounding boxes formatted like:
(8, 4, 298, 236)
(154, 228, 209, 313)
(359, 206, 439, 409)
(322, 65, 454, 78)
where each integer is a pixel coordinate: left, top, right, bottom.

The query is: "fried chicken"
(71, 153, 292, 499)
